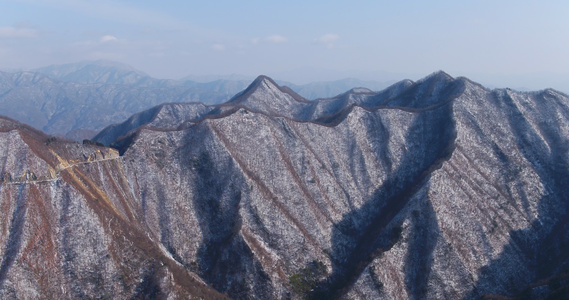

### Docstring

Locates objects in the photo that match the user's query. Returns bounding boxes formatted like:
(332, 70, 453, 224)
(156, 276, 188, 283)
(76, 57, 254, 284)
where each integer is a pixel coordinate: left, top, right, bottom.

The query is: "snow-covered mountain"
(2, 72, 569, 298)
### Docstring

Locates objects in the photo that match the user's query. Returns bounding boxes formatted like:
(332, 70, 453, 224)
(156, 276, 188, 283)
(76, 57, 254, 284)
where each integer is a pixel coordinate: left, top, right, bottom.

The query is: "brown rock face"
(2, 72, 569, 299)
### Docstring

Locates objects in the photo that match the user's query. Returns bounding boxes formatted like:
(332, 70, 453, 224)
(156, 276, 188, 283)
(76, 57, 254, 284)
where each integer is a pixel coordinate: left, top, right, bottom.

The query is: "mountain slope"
(0, 116, 227, 299)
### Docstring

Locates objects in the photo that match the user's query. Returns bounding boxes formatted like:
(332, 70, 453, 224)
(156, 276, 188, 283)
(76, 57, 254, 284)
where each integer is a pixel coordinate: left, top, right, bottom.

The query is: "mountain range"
(0, 61, 389, 141)
(1, 71, 569, 299)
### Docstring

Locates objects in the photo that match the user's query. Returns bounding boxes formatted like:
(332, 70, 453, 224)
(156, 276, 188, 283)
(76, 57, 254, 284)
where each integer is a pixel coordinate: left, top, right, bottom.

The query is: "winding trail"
(1, 155, 122, 185)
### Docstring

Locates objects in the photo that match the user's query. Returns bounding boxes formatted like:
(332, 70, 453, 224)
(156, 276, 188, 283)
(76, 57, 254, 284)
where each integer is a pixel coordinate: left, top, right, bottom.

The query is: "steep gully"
(464, 90, 569, 298)
(0, 184, 26, 289)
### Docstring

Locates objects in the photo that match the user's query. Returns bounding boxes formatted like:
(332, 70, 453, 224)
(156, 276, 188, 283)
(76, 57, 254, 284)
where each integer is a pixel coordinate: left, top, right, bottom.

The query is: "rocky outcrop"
(2, 73, 569, 299)
(0, 172, 11, 183)
(17, 170, 37, 181)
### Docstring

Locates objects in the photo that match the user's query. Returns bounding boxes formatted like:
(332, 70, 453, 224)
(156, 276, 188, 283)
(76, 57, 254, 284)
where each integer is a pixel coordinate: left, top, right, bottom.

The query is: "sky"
(1, 0, 569, 91)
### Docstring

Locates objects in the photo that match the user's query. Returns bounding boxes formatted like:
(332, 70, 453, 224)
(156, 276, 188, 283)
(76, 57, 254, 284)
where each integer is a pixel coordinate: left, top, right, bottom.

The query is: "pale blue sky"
(1, 0, 569, 91)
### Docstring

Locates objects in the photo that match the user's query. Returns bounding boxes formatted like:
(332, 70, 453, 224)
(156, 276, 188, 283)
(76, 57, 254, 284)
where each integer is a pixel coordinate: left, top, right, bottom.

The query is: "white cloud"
(0, 27, 39, 38)
(212, 43, 225, 51)
(316, 34, 339, 48)
(100, 35, 118, 43)
(317, 34, 339, 44)
(265, 35, 288, 43)
(250, 35, 287, 45)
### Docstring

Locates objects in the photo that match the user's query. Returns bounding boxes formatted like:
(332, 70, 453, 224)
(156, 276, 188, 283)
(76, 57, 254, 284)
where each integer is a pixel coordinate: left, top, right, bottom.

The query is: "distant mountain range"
(33, 60, 393, 97)
(32, 60, 153, 86)
(0, 61, 391, 139)
(0, 70, 247, 139)
(1, 71, 569, 298)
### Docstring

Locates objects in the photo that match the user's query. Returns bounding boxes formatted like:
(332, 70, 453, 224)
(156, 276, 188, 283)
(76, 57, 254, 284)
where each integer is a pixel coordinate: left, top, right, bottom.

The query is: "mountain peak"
(249, 75, 279, 90)
(228, 75, 308, 105)
(347, 87, 374, 94)
(421, 70, 454, 82)
(414, 70, 456, 92)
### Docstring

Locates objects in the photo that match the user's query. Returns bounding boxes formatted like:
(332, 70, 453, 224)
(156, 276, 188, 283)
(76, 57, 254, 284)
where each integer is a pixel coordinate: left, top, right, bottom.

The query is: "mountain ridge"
(93, 72, 464, 149)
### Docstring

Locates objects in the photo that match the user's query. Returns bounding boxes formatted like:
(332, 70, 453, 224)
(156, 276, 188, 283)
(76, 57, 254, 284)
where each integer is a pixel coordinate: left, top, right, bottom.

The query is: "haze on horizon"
(1, 0, 569, 92)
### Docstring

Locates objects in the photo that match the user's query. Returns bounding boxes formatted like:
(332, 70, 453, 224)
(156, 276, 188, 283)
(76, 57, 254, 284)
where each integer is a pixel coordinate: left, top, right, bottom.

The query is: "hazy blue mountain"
(0, 69, 249, 139)
(32, 60, 153, 85)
